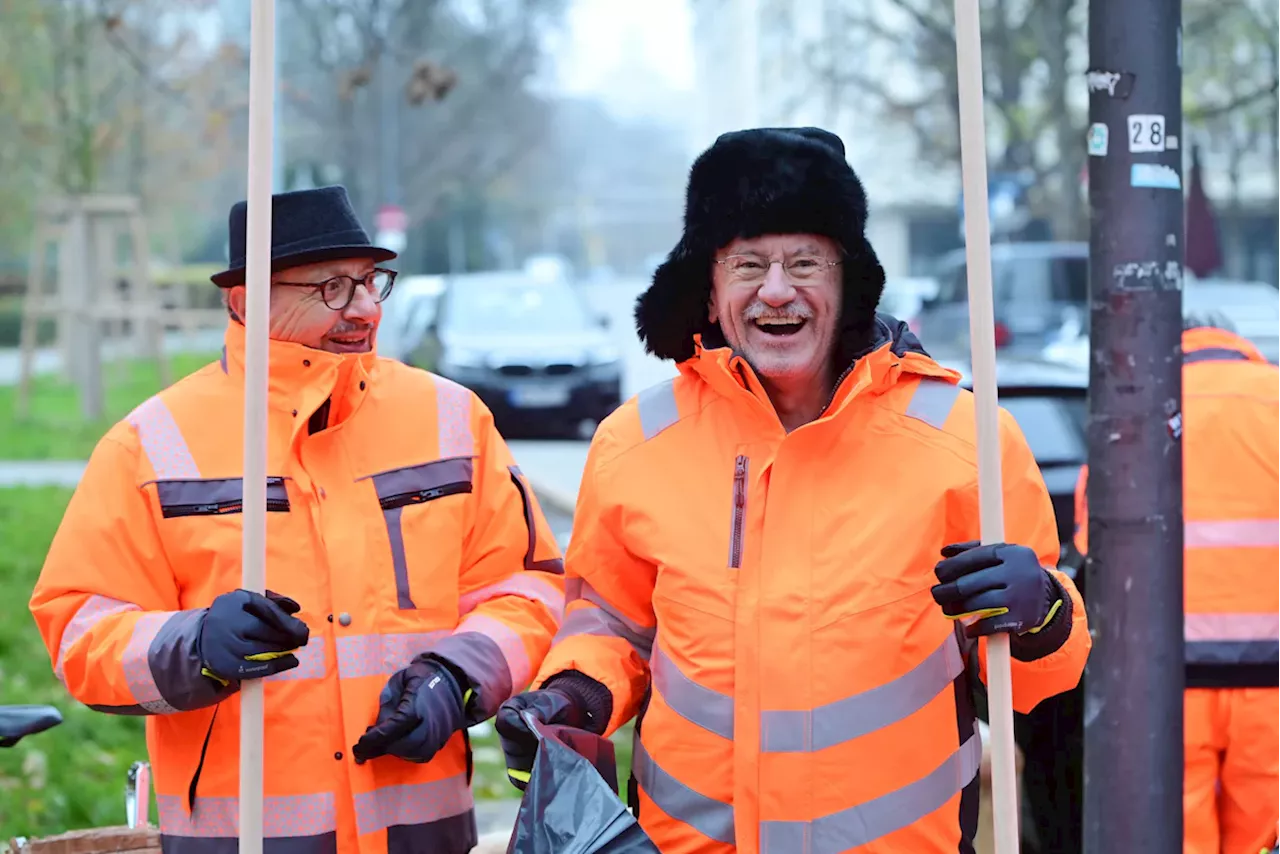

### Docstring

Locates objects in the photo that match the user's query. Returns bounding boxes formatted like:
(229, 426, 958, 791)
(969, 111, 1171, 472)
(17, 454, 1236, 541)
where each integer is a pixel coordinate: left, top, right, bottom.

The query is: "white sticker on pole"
(1127, 115, 1165, 153)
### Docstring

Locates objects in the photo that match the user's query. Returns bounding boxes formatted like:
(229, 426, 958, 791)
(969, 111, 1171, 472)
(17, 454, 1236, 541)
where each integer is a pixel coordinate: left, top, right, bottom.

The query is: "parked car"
(937, 354, 1089, 557)
(376, 274, 445, 363)
(1040, 276, 1280, 368)
(1184, 276, 1279, 362)
(917, 241, 1089, 361)
(409, 271, 623, 438)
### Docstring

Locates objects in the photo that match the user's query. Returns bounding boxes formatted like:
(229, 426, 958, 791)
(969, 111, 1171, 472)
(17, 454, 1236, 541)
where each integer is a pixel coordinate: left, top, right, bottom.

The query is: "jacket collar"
(684, 313, 960, 425)
(220, 320, 378, 430)
(1182, 327, 1269, 363)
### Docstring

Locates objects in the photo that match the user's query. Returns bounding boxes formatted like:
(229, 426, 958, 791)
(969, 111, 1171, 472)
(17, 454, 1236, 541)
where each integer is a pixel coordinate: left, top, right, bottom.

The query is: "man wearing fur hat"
(494, 128, 1091, 852)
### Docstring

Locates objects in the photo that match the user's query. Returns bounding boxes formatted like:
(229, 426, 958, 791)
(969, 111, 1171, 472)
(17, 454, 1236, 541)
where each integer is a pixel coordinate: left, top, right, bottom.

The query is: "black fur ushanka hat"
(634, 127, 886, 363)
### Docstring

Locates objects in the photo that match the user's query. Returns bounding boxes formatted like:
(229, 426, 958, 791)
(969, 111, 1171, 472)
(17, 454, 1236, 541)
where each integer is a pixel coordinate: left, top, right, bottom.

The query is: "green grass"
(0, 352, 219, 460)
(0, 481, 635, 837)
(468, 719, 635, 804)
(0, 487, 149, 838)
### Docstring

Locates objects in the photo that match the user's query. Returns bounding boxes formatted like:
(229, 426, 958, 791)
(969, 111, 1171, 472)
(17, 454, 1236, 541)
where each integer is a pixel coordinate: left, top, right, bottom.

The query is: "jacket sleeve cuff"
(1010, 572, 1074, 663)
(542, 670, 614, 736)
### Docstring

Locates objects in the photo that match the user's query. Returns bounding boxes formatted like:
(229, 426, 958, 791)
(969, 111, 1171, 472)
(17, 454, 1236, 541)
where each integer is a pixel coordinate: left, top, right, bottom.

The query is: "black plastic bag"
(506, 711, 660, 854)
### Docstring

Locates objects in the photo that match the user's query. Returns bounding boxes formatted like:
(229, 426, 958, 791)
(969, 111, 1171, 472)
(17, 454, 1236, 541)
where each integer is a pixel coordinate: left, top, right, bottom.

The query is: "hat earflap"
(635, 243, 716, 363)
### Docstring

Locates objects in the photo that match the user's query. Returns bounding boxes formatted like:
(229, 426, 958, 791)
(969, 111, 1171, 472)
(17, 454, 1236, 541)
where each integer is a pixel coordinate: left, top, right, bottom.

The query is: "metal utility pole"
(1083, 1, 1185, 852)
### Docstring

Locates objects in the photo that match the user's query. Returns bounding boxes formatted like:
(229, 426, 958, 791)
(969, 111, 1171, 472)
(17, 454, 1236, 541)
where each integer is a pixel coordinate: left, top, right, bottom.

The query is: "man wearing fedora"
(494, 128, 1091, 852)
(31, 186, 566, 854)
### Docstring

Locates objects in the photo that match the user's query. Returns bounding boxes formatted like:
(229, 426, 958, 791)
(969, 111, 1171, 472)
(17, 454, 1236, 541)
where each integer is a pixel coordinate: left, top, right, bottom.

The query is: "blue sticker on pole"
(1130, 163, 1181, 190)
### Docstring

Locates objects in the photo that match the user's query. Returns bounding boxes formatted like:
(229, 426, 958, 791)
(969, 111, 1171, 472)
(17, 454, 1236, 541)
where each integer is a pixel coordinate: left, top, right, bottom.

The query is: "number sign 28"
(1127, 115, 1166, 153)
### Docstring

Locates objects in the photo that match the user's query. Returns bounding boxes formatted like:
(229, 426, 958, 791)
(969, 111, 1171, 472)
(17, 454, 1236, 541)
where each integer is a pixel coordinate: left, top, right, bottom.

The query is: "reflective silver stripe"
(352, 774, 473, 836)
(123, 612, 181, 714)
(637, 379, 679, 440)
(554, 579, 655, 661)
(1186, 612, 1280, 642)
(759, 724, 983, 853)
(553, 605, 655, 663)
(633, 734, 735, 845)
(127, 396, 201, 479)
(432, 375, 474, 458)
(459, 574, 565, 622)
(267, 636, 327, 681)
(903, 378, 961, 429)
(1185, 519, 1279, 548)
(156, 792, 338, 837)
(451, 613, 531, 695)
(335, 631, 450, 680)
(761, 633, 963, 753)
(651, 642, 733, 740)
(55, 595, 141, 682)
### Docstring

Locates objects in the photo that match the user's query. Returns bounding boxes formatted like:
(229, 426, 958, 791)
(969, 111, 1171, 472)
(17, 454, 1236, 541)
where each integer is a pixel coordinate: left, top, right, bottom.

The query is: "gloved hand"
(931, 541, 1064, 638)
(352, 656, 467, 765)
(495, 686, 589, 790)
(198, 589, 310, 685)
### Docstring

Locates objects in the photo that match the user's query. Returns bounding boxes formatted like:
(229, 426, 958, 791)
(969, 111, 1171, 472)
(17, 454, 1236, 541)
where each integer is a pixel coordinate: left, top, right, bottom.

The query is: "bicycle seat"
(0, 704, 63, 747)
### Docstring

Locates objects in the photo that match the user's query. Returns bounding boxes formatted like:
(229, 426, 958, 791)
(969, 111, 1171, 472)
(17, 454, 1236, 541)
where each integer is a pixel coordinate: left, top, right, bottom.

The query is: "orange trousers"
(1184, 687, 1279, 854)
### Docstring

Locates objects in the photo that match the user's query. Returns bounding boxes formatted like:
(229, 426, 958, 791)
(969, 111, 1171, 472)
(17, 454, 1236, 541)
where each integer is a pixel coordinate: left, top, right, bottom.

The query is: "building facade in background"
(688, 0, 1278, 286)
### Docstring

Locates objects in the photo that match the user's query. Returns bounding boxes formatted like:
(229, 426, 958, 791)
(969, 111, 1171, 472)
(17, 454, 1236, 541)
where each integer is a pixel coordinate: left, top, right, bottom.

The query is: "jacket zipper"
(729, 455, 749, 568)
(379, 481, 471, 511)
(163, 497, 290, 517)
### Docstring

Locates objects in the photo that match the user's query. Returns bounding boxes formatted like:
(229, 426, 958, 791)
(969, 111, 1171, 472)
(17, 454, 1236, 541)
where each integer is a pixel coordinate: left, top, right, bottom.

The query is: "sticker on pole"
(1131, 163, 1181, 190)
(1087, 123, 1109, 156)
(1127, 115, 1166, 153)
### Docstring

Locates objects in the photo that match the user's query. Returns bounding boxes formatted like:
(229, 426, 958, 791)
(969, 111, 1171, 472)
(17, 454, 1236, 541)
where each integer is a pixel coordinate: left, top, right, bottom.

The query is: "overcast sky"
(543, 0, 696, 125)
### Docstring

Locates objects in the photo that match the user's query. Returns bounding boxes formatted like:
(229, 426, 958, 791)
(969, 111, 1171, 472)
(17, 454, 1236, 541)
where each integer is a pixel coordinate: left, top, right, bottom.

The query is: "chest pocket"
(369, 457, 473, 611)
(153, 477, 292, 600)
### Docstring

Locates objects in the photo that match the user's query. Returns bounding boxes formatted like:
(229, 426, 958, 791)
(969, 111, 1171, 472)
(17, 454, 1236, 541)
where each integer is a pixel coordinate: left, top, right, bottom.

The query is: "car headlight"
(440, 348, 488, 371)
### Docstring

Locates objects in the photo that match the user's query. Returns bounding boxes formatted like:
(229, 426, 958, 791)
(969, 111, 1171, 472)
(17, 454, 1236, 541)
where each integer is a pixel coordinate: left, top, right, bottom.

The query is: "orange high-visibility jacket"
(534, 323, 1090, 853)
(29, 321, 564, 854)
(1074, 327, 1279, 683)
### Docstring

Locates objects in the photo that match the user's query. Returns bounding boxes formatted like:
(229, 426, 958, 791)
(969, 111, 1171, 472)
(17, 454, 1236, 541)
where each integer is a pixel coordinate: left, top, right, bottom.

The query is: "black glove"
(495, 674, 611, 791)
(931, 541, 1064, 638)
(198, 589, 310, 685)
(352, 656, 466, 765)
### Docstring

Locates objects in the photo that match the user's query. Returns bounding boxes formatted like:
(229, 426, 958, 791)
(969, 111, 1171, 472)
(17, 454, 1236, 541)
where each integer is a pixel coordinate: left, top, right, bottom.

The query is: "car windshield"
(447, 280, 592, 334)
(1000, 394, 1088, 465)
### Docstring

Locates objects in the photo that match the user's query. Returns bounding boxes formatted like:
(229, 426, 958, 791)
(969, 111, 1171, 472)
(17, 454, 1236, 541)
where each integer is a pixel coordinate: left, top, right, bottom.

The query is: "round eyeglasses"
(715, 254, 842, 285)
(274, 267, 398, 310)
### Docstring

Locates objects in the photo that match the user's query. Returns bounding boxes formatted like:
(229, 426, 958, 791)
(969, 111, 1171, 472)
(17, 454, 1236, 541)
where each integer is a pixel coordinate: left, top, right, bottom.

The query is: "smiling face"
(226, 257, 383, 354)
(708, 233, 843, 388)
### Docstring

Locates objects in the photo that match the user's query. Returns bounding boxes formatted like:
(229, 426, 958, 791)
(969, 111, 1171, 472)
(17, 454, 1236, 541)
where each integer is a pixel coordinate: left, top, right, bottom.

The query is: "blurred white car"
(1040, 277, 1279, 367)
(377, 274, 445, 363)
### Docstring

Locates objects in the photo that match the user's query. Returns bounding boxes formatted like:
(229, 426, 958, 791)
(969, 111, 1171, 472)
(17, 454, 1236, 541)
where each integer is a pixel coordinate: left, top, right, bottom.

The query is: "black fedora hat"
(210, 185, 397, 288)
